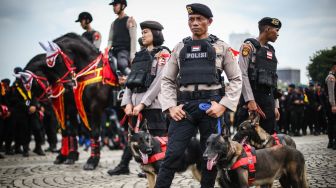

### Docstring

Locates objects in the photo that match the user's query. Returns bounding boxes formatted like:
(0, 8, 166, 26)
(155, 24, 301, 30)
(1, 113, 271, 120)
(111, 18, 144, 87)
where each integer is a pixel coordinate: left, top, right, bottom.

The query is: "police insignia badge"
(271, 18, 279, 26)
(187, 6, 193, 14)
(242, 46, 250, 57)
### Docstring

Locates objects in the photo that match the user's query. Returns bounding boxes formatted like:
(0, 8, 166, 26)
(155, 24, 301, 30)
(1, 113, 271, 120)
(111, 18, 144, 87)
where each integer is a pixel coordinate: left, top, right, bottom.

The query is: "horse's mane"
(24, 53, 46, 71)
(53, 32, 98, 53)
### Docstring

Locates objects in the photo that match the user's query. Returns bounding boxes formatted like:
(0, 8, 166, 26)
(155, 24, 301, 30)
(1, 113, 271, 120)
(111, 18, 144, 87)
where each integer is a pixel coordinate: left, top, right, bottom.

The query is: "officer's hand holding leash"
(168, 104, 186, 121)
(206, 101, 226, 118)
(124, 104, 133, 116)
(247, 100, 257, 111)
(132, 103, 145, 116)
(332, 106, 336, 114)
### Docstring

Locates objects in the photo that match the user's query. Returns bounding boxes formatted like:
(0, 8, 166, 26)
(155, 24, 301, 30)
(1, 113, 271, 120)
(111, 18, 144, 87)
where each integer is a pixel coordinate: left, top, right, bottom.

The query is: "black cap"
(140, 21, 164, 31)
(308, 81, 314, 87)
(75, 12, 93, 23)
(258, 17, 282, 29)
(288, 83, 295, 88)
(13, 67, 23, 74)
(109, 0, 127, 6)
(186, 3, 213, 19)
(1, 79, 10, 86)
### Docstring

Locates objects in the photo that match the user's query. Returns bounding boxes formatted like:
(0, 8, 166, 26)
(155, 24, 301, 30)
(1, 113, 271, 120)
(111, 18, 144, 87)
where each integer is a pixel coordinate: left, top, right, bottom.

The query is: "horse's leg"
(65, 97, 79, 165)
(83, 101, 102, 170)
(54, 128, 69, 164)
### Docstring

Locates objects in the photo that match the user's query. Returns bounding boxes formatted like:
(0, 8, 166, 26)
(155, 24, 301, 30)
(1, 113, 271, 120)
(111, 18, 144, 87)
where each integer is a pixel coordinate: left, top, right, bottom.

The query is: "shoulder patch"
(242, 44, 251, 57)
(94, 32, 101, 41)
(127, 16, 136, 28)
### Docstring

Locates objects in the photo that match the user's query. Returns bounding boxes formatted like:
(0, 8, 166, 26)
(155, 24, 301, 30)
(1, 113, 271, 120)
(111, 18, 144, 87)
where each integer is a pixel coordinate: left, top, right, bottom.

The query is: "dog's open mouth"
(207, 154, 218, 170)
(139, 151, 148, 164)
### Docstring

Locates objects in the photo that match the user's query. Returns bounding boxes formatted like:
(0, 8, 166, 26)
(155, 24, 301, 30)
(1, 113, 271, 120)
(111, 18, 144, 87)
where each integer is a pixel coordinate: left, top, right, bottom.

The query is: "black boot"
(33, 145, 46, 156)
(327, 141, 333, 148)
(333, 140, 336, 150)
(107, 163, 130, 176)
(0, 154, 4, 159)
(22, 145, 29, 157)
(65, 136, 79, 165)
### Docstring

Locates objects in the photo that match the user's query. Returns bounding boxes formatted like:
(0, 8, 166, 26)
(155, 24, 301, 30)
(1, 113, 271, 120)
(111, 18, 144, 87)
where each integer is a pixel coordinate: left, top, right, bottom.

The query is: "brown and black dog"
(204, 132, 308, 188)
(129, 131, 202, 188)
(233, 113, 296, 149)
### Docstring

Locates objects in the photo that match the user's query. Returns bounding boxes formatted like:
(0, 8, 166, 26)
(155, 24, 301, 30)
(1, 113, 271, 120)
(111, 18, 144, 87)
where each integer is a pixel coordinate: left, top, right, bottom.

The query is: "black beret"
(140, 20, 164, 31)
(109, 0, 127, 6)
(288, 83, 295, 88)
(1, 79, 10, 85)
(258, 17, 282, 29)
(186, 3, 213, 19)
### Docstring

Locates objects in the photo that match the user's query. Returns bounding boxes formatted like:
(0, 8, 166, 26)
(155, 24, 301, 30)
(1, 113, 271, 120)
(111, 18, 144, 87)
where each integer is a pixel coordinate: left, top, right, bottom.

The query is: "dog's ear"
(250, 112, 260, 127)
(221, 127, 230, 141)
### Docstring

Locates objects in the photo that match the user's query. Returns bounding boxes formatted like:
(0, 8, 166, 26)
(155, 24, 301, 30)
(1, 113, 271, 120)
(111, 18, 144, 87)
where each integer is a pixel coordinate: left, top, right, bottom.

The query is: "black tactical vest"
(112, 16, 131, 52)
(178, 37, 219, 86)
(125, 49, 155, 91)
(245, 38, 278, 89)
(82, 30, 96, 44)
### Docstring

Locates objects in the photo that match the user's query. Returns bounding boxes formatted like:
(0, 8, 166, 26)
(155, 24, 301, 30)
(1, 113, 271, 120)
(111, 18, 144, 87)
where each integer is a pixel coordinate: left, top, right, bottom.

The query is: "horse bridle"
(46, 48, 103, 88)
(24, 70, 51, 102)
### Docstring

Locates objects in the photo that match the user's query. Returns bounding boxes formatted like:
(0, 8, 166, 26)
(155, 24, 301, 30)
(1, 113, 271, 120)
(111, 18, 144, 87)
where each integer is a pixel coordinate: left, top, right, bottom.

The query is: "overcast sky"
(0, 0, 335, 83)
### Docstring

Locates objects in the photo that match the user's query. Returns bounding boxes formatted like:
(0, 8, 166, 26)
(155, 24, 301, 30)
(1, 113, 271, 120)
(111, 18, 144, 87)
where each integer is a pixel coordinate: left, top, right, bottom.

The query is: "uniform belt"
(131, 87, 147, 93)
(177, 89, 224, 101)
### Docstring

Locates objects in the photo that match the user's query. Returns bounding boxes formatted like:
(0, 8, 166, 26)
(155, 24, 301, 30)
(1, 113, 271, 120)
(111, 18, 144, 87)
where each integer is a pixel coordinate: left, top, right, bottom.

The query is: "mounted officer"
(75, 12, 102, 50)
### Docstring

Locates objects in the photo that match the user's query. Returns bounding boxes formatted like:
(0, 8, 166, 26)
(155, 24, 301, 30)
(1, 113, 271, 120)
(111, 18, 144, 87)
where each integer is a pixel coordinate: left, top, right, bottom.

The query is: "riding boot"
(54, 136, 69, 164)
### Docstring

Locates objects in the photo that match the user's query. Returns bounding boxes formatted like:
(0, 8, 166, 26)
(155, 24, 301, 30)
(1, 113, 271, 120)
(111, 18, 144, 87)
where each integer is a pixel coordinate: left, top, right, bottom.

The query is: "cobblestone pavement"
(0, 135, 335, 188)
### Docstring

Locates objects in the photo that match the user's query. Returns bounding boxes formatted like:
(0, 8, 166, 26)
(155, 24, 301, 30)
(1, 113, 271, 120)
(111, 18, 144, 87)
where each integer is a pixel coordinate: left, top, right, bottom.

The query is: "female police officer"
(107, 20, 170, 176)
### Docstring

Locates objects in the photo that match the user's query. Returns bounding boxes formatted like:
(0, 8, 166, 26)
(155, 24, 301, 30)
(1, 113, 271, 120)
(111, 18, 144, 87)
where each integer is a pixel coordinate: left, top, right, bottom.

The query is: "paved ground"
(0, 135, 335, 188)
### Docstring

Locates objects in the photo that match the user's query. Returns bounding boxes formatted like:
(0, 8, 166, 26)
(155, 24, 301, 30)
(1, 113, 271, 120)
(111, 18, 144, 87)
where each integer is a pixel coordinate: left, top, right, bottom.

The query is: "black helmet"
(13, 67, 23, 74)
(109, 0, 127, 7)
(75, 12, 93, 23)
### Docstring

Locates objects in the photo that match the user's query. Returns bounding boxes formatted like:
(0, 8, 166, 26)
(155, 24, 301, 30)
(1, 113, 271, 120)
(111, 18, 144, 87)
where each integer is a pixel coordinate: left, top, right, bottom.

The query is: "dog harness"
(147, 136, 168, 164)
(231, 144, 257, 185)
(272, 133, 282, 145)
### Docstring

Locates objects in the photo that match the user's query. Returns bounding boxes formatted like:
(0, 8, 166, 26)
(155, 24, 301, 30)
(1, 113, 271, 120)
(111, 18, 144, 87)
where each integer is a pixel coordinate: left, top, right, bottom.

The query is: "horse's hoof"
(83, 163, 95, 170)
(53, 154, 67, 165)
(83, 157, 100, 171)
(64, 159, 75, 165)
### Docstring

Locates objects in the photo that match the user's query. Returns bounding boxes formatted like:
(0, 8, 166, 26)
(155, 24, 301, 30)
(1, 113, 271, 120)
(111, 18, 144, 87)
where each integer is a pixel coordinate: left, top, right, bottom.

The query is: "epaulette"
(244, 38, 261, 50)
(208, 34, 219, 43)
(182, 36, 192, 44)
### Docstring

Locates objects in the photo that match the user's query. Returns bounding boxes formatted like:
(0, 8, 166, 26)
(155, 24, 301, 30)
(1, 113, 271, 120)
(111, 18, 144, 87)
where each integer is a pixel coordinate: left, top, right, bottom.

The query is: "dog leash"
(199, 103, 222, 134)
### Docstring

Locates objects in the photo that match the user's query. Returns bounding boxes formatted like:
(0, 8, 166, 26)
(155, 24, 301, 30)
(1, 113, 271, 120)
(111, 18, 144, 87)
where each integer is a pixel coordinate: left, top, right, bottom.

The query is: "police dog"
(233, 113, 296, 149)
(204, 131, 308, 188)
(129, 131, 202, 188)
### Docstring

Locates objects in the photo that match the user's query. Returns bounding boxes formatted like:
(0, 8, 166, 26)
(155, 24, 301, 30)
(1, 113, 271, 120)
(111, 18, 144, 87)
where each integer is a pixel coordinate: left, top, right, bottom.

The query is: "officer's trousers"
(254, 90, 276, 134)
(326, 106, 336, 143)
(112, 50, 130, 76)
(155, 99, 218, 188)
